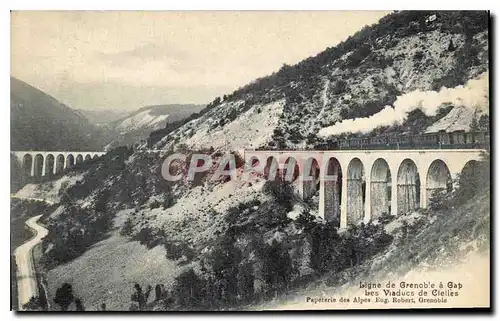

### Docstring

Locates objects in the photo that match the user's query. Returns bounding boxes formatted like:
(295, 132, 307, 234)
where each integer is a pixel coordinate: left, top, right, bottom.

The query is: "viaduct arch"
(12, 151, 106, 177)
(244, 149, 485, 229)
(370, 158, 391, 219)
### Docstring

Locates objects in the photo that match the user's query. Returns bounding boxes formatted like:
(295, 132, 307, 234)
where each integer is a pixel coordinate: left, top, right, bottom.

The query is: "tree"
(478, 114, 490, 131)
(455, 154, 490, 204)
(155, 284, 163, 301)
(22, 296, 45, 311)
(95, 189, 110, 213)
(428, 188, 450, 211)
(308, 222, 342, 273)
(74, 298, 85, 311)
(294, 209, 317, 231)
(262, 180, 295, 211)
(262, 240, 292, 297)
(54, 283, 74, 311)
(332, 80, 347, 95)
(120, 217, 134, 236)
(470, 110, 479, 131)
(447, 39, 456, 51)
(237, 263, 255, 301)
(173, 268, 204, 309)
(346, 44, 372, 67)
(131, 283, 152, 310)
(208, 233, 242, 305)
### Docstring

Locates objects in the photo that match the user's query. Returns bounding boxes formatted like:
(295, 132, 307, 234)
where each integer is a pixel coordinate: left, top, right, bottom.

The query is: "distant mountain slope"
(104, 104, 204, 149)
(11, 77, 107, 151)
(112, 104, 204, 133)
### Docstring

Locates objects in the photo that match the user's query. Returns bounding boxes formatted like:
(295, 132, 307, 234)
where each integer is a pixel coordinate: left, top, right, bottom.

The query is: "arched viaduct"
(244, 149, 486, 229)
(11, 151, 106, 177)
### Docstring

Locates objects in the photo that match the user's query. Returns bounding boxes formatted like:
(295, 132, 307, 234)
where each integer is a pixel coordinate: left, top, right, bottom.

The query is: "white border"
(1, 2, 498, 320)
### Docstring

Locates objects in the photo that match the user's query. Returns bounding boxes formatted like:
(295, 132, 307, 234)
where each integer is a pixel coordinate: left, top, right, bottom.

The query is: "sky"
(11, 11, 389, 111)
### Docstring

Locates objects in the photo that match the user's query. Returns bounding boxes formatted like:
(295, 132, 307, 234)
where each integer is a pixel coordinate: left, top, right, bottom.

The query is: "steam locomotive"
(314, 130, 490, 150)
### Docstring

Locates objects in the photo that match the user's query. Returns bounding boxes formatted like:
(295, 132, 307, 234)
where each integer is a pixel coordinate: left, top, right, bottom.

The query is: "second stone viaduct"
(12, 151, 106, 177)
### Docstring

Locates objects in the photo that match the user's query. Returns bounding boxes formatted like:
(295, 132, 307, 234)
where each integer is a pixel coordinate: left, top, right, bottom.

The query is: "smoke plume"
(318, 71, 489, 137)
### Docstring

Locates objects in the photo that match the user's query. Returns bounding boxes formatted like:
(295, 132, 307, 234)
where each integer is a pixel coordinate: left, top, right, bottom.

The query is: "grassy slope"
(44, 209, 181, 311)
(45, 236, 180, 311)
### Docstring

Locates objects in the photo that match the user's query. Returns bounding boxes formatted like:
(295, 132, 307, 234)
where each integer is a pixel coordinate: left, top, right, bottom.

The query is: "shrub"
(377, 212, 395, 225)
(173, 269, 205, 309)
(454, 153, 490, 205)
(332, 80, 347, 95)
(478, 114, 489, 131)
(130, 284, 152, 311)
(346, 44, 372, 67)
(304, 221, 393, 274)
(43, 205, 115, 267)
(133, 227, 161, 249)
(413, 50, 424, 61)
(120, 217, 134, 236)
(428, 188, 452, 211)
(74, 298, 85, 311)
(261, 240, 293, 296)
(164, 241, 196, 261)
(162, 194, 175, 209)
(294, 209, 317, 230)
(54, 283, 74, 311)
(262, 180, 295, 211)
(22, 296, 46, 311)
(341, 223, 393, 268)
(149, 200, 161, 209)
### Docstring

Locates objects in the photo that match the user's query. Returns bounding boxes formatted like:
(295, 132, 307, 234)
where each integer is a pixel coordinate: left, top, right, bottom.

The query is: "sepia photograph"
(9, 9, 491, 312)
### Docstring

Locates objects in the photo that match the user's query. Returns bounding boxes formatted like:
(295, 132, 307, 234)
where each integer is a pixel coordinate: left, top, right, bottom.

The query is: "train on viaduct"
(244, 148, 487, 229)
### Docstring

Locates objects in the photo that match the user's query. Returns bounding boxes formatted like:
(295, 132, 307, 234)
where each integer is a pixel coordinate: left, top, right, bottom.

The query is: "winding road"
(14, 214, 48, 310)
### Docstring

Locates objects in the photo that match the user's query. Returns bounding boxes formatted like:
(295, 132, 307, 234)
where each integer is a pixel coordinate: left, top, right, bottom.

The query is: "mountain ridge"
(147, 11, 488, 152)
(103, 104, 204, 149)
(10, 77, 108, 151)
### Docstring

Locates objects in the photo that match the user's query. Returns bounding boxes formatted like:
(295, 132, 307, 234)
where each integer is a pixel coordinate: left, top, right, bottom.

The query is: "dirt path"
(13, 214, 48, 310)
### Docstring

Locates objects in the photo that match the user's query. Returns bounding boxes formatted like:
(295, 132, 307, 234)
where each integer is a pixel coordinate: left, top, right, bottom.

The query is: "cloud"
(95, 42, 190, 65)
(45, 81, 234, 110)
(11, 11, 389, 110)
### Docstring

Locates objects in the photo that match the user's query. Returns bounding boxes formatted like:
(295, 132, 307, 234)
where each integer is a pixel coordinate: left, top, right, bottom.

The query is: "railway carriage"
(320, 130, 489, 150)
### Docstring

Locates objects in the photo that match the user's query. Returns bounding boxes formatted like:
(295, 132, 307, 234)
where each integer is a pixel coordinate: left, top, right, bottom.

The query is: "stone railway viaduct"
(11, 149, 487, 229)
(12, 151, 106, 177)
(243, 149, 486, 229)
